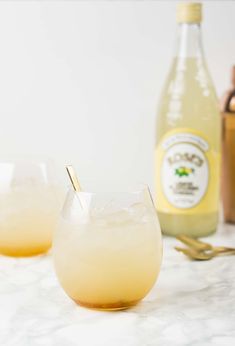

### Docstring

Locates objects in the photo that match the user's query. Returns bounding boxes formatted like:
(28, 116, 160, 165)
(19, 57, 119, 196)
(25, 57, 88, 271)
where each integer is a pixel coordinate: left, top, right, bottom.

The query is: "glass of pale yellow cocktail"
(53, 186, 162, 310)
(0, 158, 61, 256)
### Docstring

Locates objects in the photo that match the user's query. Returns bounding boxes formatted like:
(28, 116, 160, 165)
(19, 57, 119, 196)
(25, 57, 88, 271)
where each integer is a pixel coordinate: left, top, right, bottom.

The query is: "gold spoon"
(177, 234, 235, 254)
(175, 246, 215, 261)
(175, 246, 235, 260)
(176, 234, 213, 251)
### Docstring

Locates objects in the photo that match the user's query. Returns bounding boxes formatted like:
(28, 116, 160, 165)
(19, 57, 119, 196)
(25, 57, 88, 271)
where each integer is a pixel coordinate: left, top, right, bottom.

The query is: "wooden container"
(221, 67, 235, 223)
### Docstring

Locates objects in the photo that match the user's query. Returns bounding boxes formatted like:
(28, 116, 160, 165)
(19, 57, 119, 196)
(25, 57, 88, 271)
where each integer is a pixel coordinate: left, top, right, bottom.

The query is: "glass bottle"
(155, 2, 221, 237)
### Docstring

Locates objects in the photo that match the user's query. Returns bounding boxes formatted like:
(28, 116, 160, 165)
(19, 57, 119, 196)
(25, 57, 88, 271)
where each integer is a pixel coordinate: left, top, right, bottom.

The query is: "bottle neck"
(175, 23, 204, 59)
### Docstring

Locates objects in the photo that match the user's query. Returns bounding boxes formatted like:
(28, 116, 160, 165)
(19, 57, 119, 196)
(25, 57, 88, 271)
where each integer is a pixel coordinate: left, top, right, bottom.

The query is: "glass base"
(0, 245, 51, 257)
(72, 298, 140, 311)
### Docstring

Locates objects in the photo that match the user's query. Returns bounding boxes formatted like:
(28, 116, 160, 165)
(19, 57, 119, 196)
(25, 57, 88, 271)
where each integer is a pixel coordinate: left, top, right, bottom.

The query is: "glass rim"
(0, 155, 55, 164)
(66, 183, 152, 196)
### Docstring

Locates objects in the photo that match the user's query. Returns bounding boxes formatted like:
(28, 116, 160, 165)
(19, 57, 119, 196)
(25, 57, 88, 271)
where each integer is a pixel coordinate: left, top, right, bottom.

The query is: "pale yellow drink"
(0, 186, 59, 256)
(53, 196, 162, 310)
(155, 3, 220, 237)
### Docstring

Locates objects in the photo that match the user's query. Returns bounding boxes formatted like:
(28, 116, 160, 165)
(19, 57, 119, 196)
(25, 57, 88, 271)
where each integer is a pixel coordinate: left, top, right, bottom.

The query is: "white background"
(0, 0, 234, 192)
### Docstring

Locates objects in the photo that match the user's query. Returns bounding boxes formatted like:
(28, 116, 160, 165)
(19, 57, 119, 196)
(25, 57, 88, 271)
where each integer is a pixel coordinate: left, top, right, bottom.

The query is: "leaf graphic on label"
(175, 167, 194, 177)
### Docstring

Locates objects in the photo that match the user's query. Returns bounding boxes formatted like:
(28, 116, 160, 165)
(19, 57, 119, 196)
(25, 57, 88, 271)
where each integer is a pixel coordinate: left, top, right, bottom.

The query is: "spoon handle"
(176, 234, 212, 251)
(213, 248, 235, 256)
(174, 246, 214, 260)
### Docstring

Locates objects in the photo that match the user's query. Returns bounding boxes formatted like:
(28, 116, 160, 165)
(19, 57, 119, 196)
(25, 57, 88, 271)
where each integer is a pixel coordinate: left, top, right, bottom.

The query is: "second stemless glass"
(0, 157, 61, 257)
(53, 187, 162, 310)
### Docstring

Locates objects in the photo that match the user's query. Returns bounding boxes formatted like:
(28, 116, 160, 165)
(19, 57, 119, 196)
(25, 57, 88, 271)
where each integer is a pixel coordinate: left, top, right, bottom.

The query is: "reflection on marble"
(0, 223, 235, 346)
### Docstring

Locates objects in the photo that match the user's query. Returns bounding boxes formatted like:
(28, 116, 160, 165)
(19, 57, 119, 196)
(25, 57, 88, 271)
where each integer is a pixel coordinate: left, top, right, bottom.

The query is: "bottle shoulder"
(156, 57, 220, 127)
(160, 58, 217, 99)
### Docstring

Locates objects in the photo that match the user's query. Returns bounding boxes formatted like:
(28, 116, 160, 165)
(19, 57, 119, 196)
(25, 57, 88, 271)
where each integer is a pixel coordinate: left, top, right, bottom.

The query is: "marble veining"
(0, 223, 235, 346)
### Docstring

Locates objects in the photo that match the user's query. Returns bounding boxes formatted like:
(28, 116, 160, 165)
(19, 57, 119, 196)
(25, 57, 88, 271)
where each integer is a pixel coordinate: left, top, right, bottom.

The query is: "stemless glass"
(0, 157, 61, 257)
(53, 187, 162, 310)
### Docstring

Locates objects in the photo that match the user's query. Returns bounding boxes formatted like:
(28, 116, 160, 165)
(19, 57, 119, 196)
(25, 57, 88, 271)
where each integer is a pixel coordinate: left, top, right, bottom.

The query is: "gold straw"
(66, 165, 82, 192)
(66, 165, 85, 209)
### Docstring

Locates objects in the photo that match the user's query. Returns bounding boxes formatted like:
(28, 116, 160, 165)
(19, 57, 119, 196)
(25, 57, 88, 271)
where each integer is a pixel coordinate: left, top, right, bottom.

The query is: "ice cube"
(94, 209, 131, 228)
(128, 203, 148, 222)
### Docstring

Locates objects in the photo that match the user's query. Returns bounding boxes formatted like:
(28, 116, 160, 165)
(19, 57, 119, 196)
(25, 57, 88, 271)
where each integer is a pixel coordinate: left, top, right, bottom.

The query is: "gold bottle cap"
(177, 2, 202, 24)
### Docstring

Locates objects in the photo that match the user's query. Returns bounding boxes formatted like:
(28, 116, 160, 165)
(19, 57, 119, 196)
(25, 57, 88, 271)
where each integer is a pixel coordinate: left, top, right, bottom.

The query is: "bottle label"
(155, 128, 220, 214)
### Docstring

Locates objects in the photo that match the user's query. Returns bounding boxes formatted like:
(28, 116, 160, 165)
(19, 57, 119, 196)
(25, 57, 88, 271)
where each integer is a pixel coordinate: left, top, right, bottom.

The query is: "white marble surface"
(0, 223, 235, 346)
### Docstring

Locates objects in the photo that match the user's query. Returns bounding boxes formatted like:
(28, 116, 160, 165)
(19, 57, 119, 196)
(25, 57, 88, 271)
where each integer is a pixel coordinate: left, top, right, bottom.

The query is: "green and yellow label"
(155, 128, 220, 215)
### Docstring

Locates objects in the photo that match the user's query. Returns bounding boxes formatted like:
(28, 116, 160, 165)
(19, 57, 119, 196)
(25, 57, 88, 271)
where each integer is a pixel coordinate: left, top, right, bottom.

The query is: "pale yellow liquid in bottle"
(156, 57, 220, 237)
